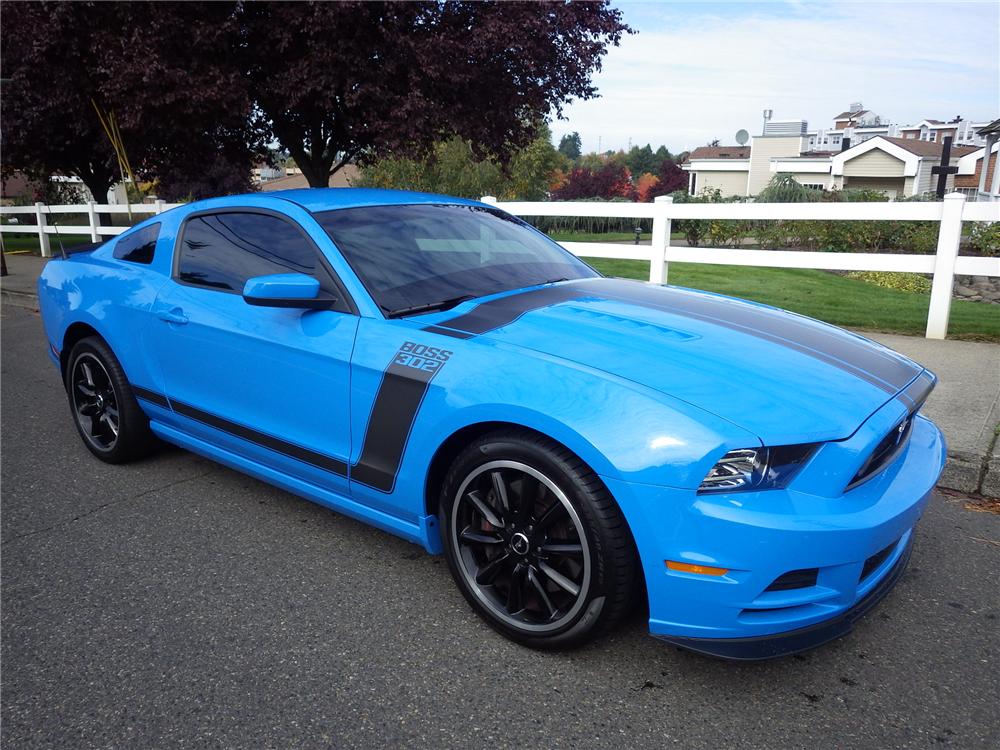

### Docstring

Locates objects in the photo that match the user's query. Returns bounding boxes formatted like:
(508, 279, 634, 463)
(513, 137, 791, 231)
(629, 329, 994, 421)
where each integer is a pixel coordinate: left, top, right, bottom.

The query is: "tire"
(64, 336, 156, 463)
(439, 428, 639, 649)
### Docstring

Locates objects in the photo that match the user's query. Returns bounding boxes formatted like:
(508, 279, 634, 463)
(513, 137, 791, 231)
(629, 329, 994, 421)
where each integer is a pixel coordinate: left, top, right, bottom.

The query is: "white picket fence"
(482, 193, 1000, 340)
(2, 194, 999, 339)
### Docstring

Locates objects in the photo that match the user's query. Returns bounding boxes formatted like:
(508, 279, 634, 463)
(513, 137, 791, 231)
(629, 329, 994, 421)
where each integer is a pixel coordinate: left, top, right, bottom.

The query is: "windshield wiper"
(386, 294, 478, 319)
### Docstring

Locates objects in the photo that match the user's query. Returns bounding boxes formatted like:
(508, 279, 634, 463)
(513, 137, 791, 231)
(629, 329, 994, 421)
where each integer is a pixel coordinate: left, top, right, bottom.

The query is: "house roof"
(977, 118, 1000, 136)
(878, 136, 977, 158)
(259, 165, 360, 191)
(833, 109, 868, 120)
(685, 146, 751, 161)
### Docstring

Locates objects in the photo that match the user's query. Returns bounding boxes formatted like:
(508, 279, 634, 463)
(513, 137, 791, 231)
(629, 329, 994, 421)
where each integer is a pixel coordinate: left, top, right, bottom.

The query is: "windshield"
(314, 204, 599, 316)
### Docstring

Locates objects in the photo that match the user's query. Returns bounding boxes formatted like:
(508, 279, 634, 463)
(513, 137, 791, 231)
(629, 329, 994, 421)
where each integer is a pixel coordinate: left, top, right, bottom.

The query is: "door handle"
(157, 307, 188, 325)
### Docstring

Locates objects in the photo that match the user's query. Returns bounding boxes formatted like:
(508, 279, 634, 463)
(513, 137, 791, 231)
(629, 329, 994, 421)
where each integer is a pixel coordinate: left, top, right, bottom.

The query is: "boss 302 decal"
(351, 342, 453, 492)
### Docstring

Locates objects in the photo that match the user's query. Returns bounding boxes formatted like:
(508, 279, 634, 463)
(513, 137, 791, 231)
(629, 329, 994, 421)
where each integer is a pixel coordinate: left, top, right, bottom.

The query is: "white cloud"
(555, 1, 1000, 153)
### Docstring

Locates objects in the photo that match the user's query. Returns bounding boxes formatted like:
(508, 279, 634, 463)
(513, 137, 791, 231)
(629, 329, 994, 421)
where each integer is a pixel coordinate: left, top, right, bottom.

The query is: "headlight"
(698, 444, 816, 494)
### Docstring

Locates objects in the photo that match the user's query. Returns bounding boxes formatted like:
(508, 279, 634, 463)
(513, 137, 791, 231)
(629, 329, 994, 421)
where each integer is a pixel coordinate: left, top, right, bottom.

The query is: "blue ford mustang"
(38, 189, 946, 659)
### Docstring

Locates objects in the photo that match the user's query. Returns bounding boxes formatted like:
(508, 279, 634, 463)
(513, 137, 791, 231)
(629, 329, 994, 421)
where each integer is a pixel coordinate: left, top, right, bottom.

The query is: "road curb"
(0, 288, 40, 311)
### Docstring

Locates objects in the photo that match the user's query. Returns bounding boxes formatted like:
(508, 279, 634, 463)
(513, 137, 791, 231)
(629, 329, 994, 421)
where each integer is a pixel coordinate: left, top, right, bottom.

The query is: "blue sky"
(553, 0, 1000, 153)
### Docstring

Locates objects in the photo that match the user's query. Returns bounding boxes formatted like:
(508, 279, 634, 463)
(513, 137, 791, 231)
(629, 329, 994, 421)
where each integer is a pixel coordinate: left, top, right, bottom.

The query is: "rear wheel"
(440, 429, 639, 649)
(65, 337, 156, 463)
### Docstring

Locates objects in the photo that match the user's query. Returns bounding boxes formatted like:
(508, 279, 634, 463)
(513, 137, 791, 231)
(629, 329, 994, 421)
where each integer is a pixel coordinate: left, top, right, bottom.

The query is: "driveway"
(2, 303, 998, 749)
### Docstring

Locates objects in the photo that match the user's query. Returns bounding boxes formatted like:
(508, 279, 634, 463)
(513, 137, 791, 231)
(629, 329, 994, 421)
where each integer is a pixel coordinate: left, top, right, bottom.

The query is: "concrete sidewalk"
(4, 251, 998, 496)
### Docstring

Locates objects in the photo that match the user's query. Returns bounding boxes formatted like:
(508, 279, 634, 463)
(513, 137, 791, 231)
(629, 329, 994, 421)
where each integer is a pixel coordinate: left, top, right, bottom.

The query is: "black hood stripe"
(582, 279, 919, 393)
(428, 279, 919, 395)
(422, 285, 583, 337)
(896, 369, 936, 412)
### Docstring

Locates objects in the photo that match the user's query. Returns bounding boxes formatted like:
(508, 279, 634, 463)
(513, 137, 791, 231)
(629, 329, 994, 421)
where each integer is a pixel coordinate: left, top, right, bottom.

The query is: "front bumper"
(654, 536, 913, 660)
(602, 413, 946, 660)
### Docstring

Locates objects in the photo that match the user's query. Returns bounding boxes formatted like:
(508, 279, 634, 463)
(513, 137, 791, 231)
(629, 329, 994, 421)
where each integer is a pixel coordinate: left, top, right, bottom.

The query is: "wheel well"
(60, 322, 102, 379)
(424, 421, 588, 519)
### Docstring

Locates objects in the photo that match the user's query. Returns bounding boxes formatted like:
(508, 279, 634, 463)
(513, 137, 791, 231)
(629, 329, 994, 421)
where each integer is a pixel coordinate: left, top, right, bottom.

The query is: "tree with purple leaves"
(551, 163, 637, 201)
(1, 2, 264, 202)
(1, 1, 629, 198)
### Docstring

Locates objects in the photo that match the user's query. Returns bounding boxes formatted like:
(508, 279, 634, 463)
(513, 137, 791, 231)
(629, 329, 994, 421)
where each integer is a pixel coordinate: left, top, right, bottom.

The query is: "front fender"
(395, 340, 761, 510)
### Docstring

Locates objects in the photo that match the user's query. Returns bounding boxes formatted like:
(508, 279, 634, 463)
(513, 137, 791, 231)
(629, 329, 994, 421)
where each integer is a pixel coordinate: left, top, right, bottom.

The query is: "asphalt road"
(2, 302, 999, 749)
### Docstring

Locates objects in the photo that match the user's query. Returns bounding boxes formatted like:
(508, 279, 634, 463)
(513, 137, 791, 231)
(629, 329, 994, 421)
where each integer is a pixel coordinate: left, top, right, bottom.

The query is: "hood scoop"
(559, 304, 700, 342)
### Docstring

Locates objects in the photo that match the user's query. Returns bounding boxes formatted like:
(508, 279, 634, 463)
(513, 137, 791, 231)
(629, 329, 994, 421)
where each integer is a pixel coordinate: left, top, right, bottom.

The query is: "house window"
(930, 132, 937, 142)
(801, 183, 825, 191)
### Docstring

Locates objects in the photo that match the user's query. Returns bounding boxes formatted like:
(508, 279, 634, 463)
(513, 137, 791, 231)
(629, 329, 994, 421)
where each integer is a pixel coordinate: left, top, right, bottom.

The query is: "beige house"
(683, 134, 976, 199)
(682, 146, 750, 196)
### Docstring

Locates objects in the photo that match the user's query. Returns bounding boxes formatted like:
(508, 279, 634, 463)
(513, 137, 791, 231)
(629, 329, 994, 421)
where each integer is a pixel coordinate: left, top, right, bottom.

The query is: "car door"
(146, 208, 358, 495)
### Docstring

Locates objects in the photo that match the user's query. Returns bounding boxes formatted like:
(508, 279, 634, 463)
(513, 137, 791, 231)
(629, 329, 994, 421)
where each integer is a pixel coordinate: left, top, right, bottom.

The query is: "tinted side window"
(178, 213, 316, 292)
(114, 223, 160, 264)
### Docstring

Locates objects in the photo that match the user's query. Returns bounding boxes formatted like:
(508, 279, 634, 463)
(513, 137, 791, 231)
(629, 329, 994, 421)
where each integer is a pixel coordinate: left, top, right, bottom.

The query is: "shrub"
(845, 271, 931, 294)
(669, 187, 739, 247)
(756, 174, 823, 203)
(968, 222, 1000, 257)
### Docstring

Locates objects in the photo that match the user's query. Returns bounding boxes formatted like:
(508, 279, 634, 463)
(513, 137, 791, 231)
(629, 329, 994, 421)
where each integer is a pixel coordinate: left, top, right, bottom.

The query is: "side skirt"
(150, 421, 440, 553)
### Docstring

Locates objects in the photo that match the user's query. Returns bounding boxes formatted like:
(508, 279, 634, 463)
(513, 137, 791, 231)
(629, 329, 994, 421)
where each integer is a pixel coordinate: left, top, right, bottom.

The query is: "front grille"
(861, 540, 897, 581)
(765, 568, 818, 592)
(847, 416, 914, 490)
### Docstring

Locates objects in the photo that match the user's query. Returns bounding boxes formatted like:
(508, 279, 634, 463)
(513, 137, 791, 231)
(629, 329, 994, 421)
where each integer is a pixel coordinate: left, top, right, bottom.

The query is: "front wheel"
(439, 429, 639, 649)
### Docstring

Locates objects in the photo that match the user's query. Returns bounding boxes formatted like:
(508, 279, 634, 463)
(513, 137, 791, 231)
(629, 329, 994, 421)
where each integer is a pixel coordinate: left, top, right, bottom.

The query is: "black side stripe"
(351, 359, 439, 493)
(132, 385, 170, 409)
(131, 384, 348, 476)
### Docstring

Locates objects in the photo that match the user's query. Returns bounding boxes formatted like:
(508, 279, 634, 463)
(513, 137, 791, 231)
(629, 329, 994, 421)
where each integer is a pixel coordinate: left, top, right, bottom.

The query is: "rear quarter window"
(113, 223, 161, 264)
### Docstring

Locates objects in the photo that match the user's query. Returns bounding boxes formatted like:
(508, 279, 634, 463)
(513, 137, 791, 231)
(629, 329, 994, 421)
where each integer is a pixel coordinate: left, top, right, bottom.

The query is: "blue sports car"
(38, 189, 945, 659)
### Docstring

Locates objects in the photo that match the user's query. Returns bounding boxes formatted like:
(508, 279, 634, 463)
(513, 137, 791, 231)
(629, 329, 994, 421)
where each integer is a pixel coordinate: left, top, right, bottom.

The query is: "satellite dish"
(735, 129, 750, 146)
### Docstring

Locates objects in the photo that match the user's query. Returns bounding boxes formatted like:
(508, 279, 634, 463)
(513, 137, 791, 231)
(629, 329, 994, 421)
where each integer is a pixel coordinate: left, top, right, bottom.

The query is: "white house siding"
(913, 159, 960, 196)
(842, 149, 906, 177)
(746, 136, 805, 195)
(697, 170, 748, 197)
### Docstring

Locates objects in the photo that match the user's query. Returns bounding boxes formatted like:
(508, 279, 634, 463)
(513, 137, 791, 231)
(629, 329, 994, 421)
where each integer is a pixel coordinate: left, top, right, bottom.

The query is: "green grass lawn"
(584, 258, 1000, 342)
(2, 234, 92, 253)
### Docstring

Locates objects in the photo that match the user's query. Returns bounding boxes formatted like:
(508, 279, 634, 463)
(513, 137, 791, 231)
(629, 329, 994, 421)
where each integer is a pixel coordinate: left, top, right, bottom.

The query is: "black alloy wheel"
(71, 352, 120, 451)
(440, 429, 639, 649)
(65, 337, 157, 463)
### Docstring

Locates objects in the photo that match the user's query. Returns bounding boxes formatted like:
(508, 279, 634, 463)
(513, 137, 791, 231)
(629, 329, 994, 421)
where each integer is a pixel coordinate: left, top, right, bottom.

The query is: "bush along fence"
(482, 193, 1000, 340)
(1, 194, 998, 339)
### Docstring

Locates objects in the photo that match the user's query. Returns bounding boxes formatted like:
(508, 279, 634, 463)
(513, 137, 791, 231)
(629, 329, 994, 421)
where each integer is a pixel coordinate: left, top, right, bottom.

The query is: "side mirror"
(242, 273, 331, 309)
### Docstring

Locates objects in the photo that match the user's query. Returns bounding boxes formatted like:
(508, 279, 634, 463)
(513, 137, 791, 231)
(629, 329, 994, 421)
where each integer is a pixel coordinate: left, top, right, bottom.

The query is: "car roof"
(265, 187, 484, 213)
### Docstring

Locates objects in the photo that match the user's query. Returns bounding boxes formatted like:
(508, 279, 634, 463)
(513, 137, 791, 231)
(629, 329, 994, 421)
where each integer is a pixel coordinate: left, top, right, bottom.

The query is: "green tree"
(557, 132, 583, 160)
(625, 144, 659, 176)
(655, 145, 671, 161)
(356, 124, 562, 200)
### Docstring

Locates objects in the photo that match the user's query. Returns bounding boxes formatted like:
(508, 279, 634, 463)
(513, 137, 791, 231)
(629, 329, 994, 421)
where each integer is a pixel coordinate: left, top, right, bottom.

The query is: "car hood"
(426, 278, 924, 444)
